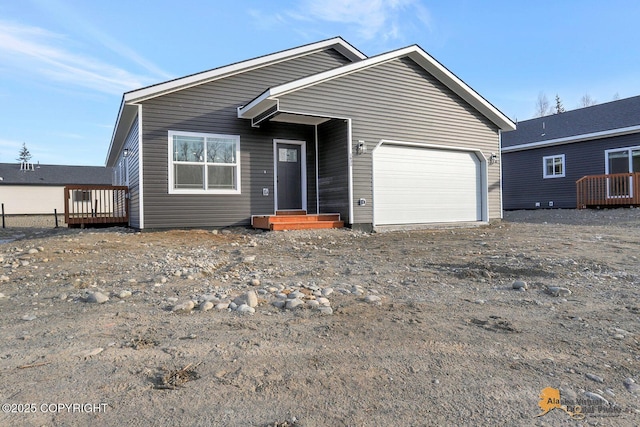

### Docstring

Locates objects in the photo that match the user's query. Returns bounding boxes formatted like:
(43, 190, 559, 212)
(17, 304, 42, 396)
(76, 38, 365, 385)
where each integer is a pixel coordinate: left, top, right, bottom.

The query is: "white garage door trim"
(372, 140, 488, 226)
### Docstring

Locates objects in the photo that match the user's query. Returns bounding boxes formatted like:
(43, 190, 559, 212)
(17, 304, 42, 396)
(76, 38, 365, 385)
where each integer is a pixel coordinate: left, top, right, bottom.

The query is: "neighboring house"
(502, 95, 640, 210)
(0, 163, 113, 215)
(106, 37, 515, 231)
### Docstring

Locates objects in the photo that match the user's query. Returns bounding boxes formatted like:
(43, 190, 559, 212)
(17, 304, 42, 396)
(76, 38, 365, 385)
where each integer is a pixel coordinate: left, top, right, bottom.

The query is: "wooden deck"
(577, 173, 640, 209)
(64, 185, 129, 227)
(252, 210, 344, 231)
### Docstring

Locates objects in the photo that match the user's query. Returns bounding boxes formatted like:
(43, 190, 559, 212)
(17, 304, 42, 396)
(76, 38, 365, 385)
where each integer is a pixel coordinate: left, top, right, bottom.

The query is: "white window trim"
(168, 130, 241, 194)
(543, 154, 565, 179)
(604, 145, 640, 174)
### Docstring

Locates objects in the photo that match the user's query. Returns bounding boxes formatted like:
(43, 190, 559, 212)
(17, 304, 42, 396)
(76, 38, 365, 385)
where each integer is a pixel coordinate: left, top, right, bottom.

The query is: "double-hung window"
(543, 154, 565, 178)
(169, 131, 240, 194)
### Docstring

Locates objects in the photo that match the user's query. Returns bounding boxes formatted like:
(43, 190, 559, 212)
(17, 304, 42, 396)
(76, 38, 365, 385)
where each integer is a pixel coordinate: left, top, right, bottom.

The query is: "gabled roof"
(502, 95, 640, 152)
(238, 44, 516, 131)
(106, 37, 366, 166)
(125, 37, 365, 104)
(0, 163, 112, 186)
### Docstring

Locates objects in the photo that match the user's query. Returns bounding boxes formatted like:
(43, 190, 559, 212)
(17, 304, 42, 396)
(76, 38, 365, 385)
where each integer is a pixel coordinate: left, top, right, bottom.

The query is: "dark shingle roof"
(502, 95, 640, 149)
(0, 163, 112, 186)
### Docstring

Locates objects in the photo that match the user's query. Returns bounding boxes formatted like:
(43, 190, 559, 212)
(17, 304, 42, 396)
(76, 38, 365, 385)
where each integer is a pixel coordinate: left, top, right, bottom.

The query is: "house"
(0, 162, 113, 215)
(502, 95, 640, 210)
(106, 37, 515, 231)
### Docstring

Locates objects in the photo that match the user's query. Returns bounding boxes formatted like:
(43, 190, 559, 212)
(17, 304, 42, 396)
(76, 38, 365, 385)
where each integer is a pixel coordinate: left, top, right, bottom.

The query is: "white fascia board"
(105, 97, 125, 166)
(237, 91, 276, 119)
(502, 125, 640, 153)
(125, 38, 366, 104)
(106, 101, 138, 167)
(272, 47, 415, 98)
(238, 47, 416, 119)
(404, 49, 515, 131)
(238, 45, 516, 132)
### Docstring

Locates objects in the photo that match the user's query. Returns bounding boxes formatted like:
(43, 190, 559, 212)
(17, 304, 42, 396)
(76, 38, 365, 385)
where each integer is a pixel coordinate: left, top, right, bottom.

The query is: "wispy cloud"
(31, 0, 173, 80)
(0, 20, 161, 94)
(271, 0, 432, 43)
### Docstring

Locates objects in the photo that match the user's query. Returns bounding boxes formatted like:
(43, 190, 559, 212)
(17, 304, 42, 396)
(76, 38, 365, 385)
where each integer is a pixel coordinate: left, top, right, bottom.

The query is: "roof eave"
(237, 90, 276, 119)
(405, 49, 515, 131)
(105, 101, 138, 167)
(238, 45, 515, 131)
(124, 37, 366, 104)
(502, 124, 640, 153)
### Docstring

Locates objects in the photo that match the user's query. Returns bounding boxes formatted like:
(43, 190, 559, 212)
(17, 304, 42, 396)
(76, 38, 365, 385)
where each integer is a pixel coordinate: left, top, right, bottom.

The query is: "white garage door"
(373, 144, 483, 225)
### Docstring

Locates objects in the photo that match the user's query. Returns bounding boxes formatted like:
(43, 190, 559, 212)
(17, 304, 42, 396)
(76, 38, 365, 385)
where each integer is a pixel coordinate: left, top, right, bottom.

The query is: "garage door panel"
(373, 145, 483, 225)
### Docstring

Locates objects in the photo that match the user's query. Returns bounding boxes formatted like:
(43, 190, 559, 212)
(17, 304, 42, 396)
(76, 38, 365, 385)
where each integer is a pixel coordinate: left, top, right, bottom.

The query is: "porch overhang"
(237, 98, 331, 127)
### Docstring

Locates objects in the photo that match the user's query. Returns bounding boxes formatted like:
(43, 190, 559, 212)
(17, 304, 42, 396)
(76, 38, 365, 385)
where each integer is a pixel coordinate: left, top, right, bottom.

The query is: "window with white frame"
(169, 131, 240, 193)
(543, 154, 565, 178)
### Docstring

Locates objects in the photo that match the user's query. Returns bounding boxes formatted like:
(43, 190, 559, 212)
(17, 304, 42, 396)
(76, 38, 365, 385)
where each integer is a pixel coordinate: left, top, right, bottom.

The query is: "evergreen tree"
(17, 143, 32, 163)
(554, 94, 565, 114)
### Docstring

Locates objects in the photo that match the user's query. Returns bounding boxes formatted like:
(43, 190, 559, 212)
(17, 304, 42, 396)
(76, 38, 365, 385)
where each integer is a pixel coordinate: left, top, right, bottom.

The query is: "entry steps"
(251, 210, 344, 231)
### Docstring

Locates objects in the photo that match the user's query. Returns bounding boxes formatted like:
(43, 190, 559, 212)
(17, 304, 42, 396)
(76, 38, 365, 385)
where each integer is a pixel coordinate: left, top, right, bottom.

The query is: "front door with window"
(275, 141, 305, 211)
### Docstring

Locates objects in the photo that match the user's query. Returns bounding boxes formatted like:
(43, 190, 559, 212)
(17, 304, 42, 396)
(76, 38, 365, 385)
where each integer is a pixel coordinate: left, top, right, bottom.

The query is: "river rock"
(584, 391, 608, 405)
(545, 286, 571, 297)
(237, 304, 255, 314)
(512, 280, 527, 290)
(286, 298, 304, 309)
(199, 301, 214, 311)
(215, 302, 230, 310)
(172, 300, 195, 313)
(87, 292, 109, 304)
(316, 297, 331, 307)
(234, 291, 258, 308)
(586, 373, 604, 383)
(364, 295, 382, 304)
(75, 347, 104, 359)
(624, 378, 639, 394)
(318, 306, 333, 315)
(321, 288, 334, 297)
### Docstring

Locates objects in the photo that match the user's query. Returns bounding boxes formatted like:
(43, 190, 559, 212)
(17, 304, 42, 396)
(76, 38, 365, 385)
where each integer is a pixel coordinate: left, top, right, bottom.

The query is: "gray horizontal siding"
(317, 120, 349, 220)
(139, 49, 348, 229)
(123, 115, 141, 228)
(278, 57, 501, 223)
(502, 132, 640, 209)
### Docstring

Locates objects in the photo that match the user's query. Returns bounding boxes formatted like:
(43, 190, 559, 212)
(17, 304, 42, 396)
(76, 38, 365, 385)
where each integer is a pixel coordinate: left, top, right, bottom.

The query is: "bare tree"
(554, 94, 565, 114)
(578, 93, 597, 108)
(534, 92, 552, 117)
(612, 92, 620, 101)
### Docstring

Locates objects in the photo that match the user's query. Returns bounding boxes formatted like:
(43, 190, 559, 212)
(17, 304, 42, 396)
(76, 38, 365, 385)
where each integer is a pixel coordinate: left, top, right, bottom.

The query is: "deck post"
(577, 172, 640, 208)
(63, 185, 129, 227)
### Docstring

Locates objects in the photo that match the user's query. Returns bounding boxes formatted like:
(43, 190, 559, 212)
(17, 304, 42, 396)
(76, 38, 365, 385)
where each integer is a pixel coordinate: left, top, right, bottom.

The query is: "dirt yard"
(0, 209, 639, 426)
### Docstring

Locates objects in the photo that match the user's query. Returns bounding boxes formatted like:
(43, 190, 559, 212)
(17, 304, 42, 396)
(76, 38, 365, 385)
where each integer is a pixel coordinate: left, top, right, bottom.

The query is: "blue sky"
(1, 0, 639, 166)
